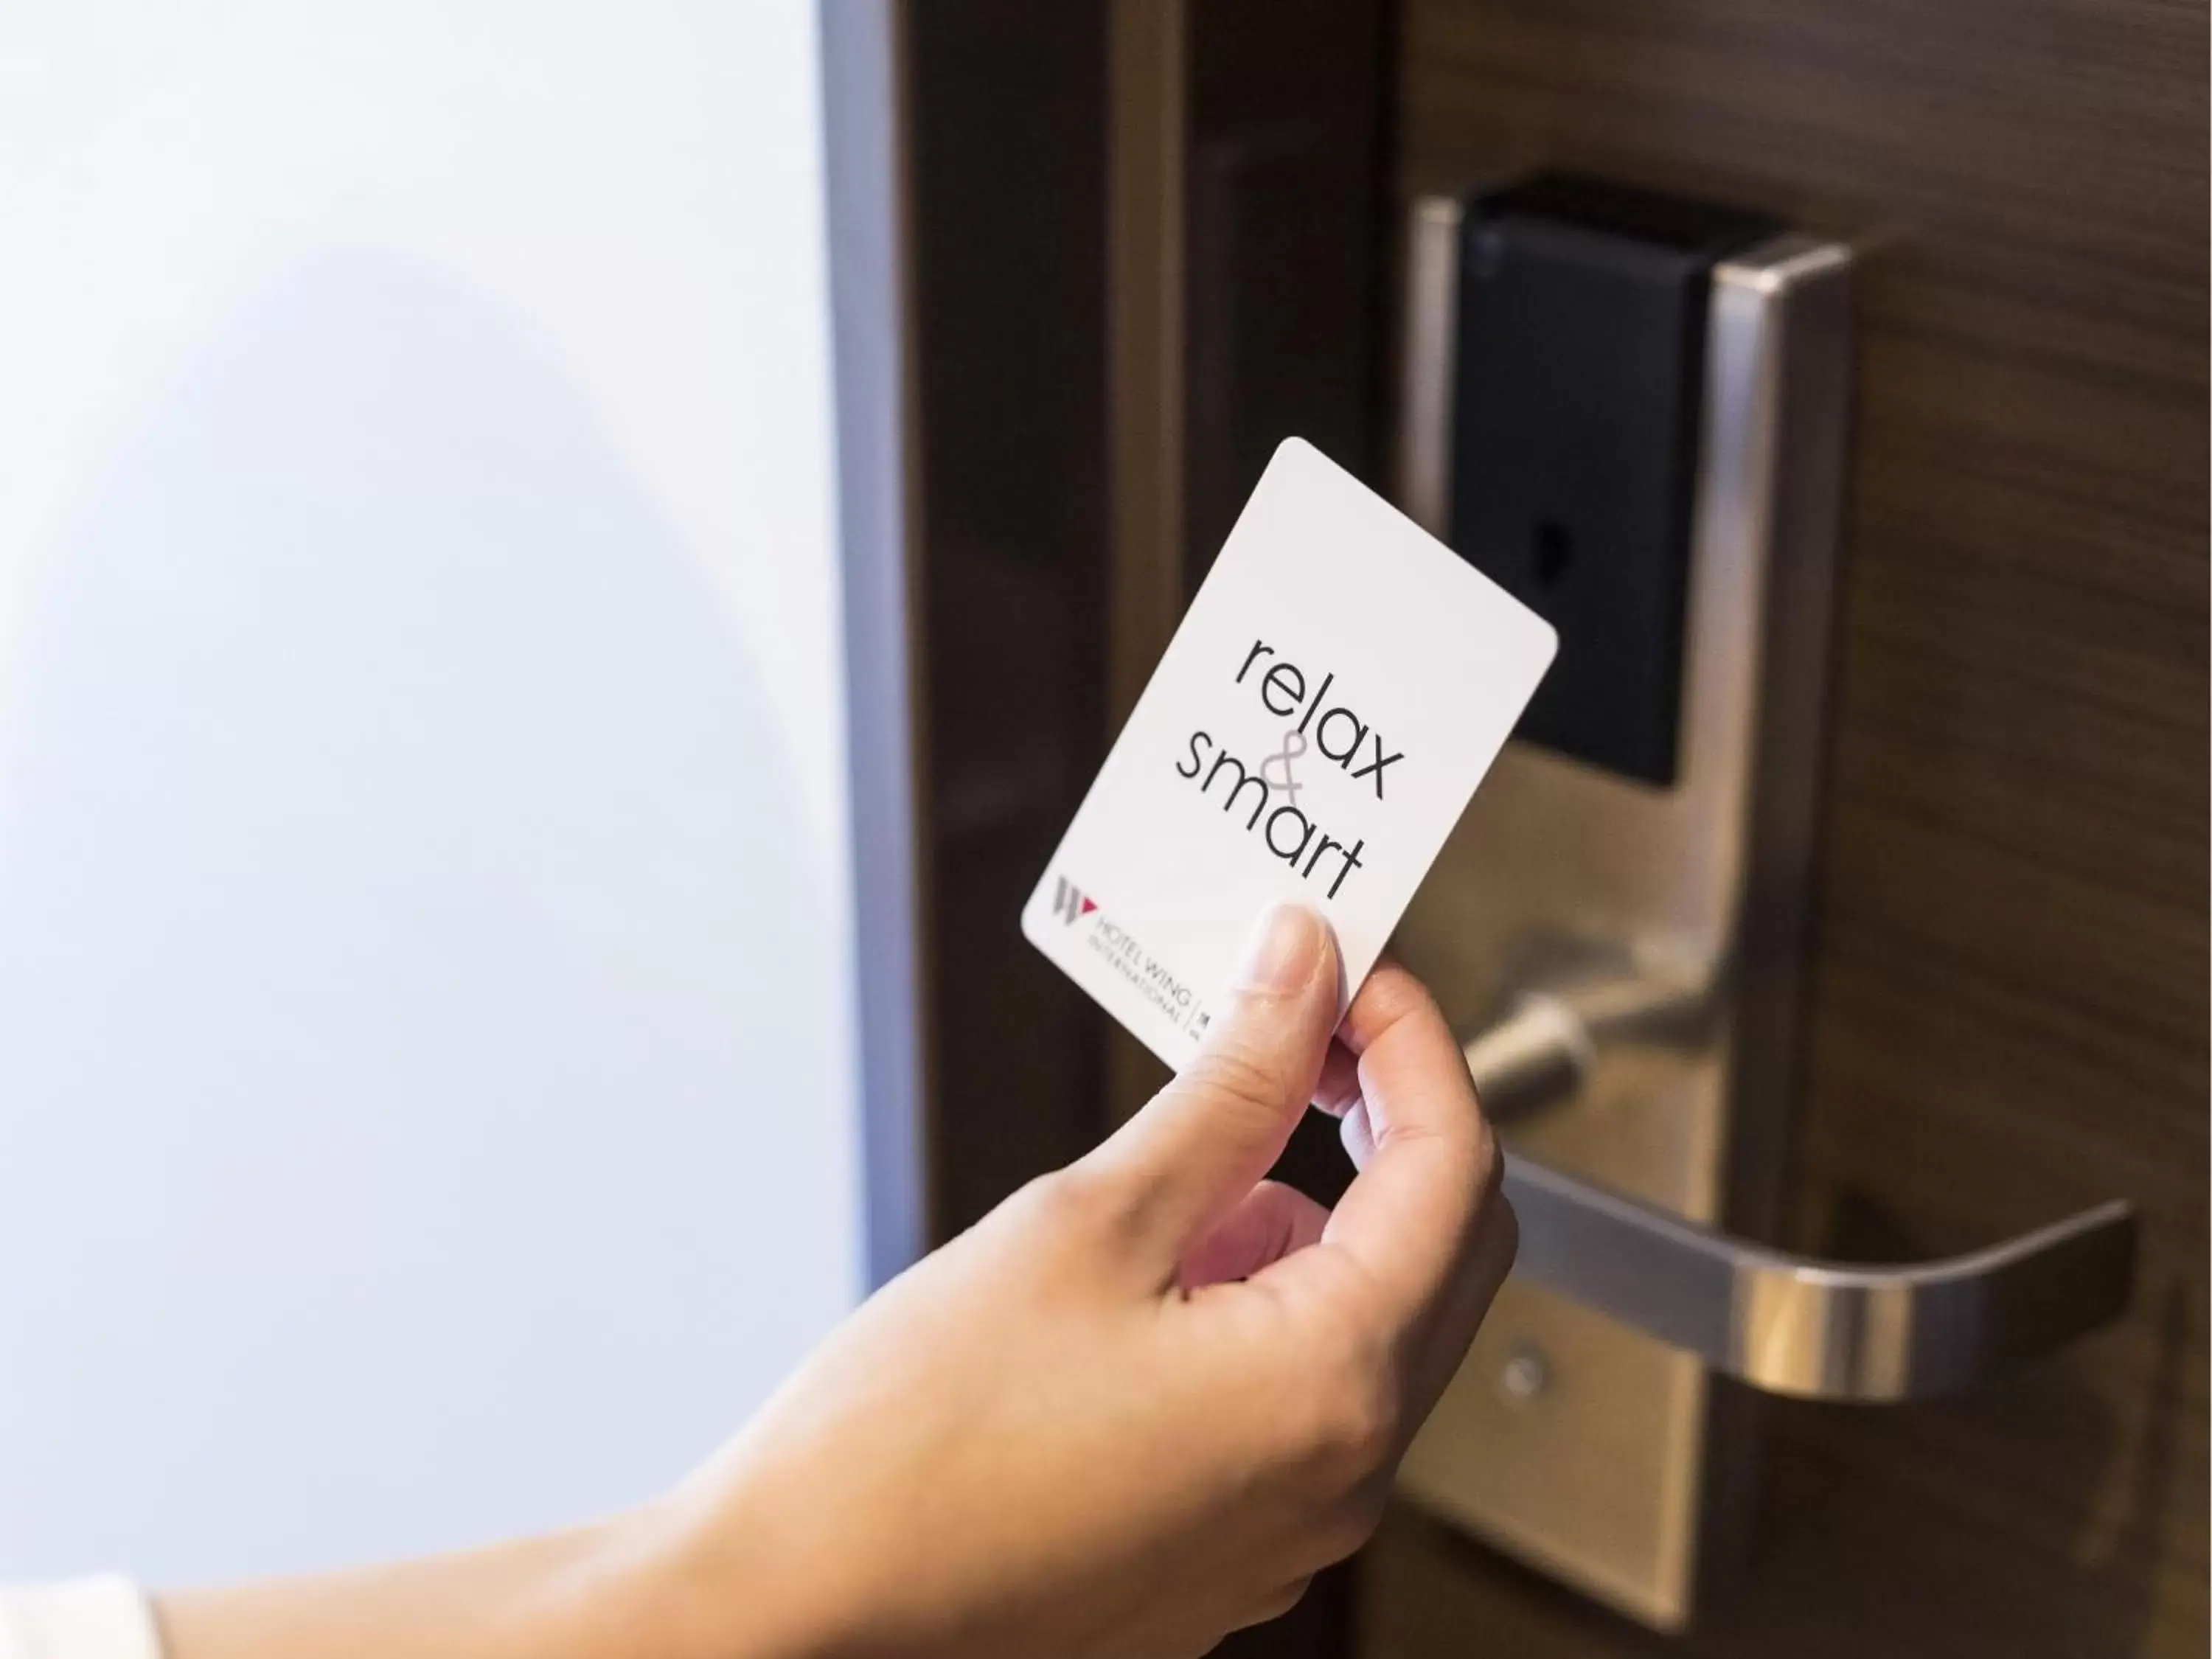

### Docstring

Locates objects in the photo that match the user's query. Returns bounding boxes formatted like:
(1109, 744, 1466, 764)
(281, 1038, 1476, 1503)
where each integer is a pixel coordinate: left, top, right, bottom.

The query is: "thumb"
(1088, 900, 1342, 1272)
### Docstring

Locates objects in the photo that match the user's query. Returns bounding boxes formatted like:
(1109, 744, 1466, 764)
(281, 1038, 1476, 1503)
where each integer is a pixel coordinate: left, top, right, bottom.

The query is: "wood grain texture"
(905, 0, 1117, 1237)
(1373, 0, 2208, 1654)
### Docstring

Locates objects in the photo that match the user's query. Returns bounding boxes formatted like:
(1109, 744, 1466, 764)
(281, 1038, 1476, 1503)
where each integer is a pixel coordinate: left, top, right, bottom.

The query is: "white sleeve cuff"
(0, 1577, 162, 1659)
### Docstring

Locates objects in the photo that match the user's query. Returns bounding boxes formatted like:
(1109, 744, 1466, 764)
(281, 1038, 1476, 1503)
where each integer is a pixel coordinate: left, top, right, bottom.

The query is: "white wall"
(0, 1, 863, 1584)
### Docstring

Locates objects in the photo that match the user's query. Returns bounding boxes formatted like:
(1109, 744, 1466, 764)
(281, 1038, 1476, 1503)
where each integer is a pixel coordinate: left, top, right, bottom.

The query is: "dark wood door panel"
(1376, 0, 2208, 1654)
(906, 0, 1117, 1236)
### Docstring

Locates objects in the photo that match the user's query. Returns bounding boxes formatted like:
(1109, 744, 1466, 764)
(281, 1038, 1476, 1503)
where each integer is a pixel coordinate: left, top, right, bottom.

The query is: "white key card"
(1022, 438, 1557, 1068)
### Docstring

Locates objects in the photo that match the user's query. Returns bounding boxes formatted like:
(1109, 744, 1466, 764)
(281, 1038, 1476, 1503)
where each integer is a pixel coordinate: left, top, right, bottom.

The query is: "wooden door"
(1364, 2, 2207, 1655)
(899, 3, 2205, 1655)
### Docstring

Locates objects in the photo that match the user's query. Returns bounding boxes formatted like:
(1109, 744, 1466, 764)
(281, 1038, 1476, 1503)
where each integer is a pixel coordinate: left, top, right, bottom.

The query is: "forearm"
(117, 927, 1503, 1659)
(153, 1507, 762, 1659)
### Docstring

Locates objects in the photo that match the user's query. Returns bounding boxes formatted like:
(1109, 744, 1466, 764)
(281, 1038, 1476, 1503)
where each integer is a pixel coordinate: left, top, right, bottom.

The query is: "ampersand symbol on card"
(1260, 728, 1307, 808)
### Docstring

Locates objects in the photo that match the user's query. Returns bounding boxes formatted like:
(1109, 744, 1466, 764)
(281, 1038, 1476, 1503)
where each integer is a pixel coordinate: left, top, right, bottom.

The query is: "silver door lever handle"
(1500, 1158, 2136, 1402)
(1461, 997, 2138, 1402)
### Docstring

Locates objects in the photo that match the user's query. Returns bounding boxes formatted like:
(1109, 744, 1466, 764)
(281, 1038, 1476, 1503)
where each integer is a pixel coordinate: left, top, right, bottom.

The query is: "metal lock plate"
(1391, 196, 1855, 1629)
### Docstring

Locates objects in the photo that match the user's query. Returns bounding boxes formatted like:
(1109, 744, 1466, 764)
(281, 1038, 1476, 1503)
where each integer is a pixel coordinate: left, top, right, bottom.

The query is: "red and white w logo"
(1053, 877, 1098, 925)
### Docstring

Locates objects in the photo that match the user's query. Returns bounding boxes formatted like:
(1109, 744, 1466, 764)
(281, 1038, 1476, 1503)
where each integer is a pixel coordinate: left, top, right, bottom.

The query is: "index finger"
(1318, 959, 1503, 1333)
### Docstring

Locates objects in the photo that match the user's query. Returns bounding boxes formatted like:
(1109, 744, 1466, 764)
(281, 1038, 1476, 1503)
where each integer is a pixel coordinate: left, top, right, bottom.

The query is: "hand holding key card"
(136, 454, 1544, 1659)
(1023, 438, 1556, 1067)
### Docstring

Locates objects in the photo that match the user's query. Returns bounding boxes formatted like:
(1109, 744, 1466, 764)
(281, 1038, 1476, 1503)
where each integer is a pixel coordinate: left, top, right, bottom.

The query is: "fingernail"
(1234, 900, 1324, 995)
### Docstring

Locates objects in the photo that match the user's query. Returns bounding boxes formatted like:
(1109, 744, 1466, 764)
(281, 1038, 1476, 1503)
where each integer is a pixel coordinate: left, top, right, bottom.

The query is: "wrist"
(616, 1464, 843, 1659)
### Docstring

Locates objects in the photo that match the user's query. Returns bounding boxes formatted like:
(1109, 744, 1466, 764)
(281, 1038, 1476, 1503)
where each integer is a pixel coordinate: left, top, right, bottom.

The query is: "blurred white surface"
(0, 1, 862, 1583)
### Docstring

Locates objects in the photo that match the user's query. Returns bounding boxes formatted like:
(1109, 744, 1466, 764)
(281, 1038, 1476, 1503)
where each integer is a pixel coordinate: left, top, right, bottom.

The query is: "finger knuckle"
(1011, 1164, 1119, 1236)
(1298, 1339, 1402, 1480)
(1190, 1041, 1293, 1119)
(1251, 1576, 1313, 1625)
(1326, 1471, 1395, 1558)
(1295, 1467, 1392, 1569)
(1495, 1191, 1520, 1267)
